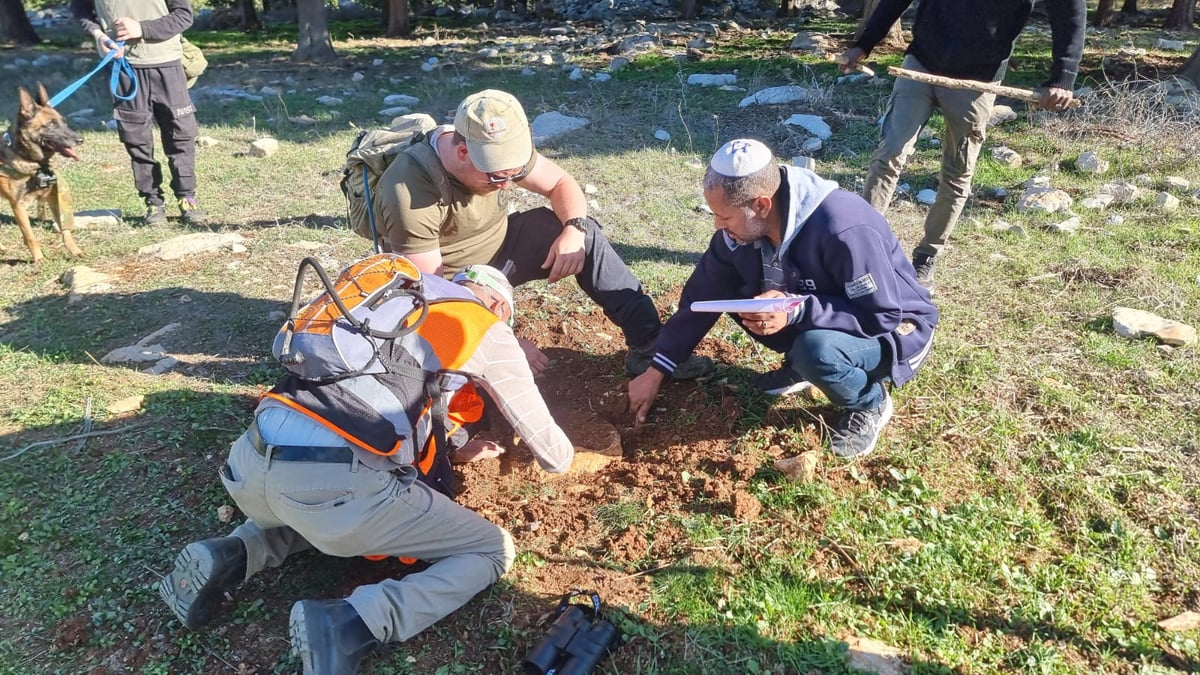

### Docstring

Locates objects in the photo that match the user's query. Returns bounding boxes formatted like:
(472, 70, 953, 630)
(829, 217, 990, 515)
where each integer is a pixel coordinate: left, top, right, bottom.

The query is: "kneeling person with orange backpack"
(158, 254, 573, 675)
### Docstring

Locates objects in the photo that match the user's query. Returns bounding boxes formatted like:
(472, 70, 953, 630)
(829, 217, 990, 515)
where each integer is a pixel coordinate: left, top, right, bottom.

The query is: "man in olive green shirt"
(374, 89, 712, 380)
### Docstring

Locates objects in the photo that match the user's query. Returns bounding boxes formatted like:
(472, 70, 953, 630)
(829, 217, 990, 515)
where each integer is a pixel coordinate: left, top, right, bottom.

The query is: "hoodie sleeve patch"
(845, 273, 878, 299)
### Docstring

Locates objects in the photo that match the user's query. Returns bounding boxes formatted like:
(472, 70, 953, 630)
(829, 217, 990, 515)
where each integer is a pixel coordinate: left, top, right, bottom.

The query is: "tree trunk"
(1094, 0, 1115, 26)
(679, 0, 697, 20)
(386, 0, 409, 36)
(1121, 0, 1138, 13)
(856, 0, 904, 48)
(292, 0, 335, 62)
(1164, 0, 1195, 30)
(0, 0, 40, 45)
(240, 0, 261, 31)
(1181, 44, 1200, 89)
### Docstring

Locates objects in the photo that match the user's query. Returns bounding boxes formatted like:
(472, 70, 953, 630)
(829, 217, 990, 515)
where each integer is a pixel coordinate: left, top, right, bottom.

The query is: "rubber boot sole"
(159, 541, 223, 629)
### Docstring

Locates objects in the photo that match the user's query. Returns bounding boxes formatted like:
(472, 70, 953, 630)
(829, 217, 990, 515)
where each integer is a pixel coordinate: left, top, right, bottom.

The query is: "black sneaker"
(159, 536, 247, 629)
(912, 252, 936, 290)
(179, 197, 209, 228)
(290, 599, 380, 675)
(625, 346, 714, 380)
(144, 204, 167, 226)
(828, 389, 894, 458)
(752, 365, 812, 396)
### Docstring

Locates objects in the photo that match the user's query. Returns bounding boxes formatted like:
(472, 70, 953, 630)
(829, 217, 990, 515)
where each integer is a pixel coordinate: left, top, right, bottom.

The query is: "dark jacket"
(651, 166, 938, 387)
(855, 0, 1086, 90)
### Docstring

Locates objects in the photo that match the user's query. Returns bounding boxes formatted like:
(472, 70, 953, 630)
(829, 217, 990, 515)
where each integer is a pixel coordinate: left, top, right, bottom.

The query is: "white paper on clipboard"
(690, 297, 805, 314)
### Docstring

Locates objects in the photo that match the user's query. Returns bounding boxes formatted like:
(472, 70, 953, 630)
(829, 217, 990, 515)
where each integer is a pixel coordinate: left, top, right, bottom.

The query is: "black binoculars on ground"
(523, 590, 622, 675)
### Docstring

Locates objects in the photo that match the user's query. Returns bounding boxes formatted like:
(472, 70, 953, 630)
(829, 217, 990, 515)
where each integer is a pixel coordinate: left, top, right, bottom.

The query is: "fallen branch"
(1, 420, 152, 462)
(887, 66, 1082, 109)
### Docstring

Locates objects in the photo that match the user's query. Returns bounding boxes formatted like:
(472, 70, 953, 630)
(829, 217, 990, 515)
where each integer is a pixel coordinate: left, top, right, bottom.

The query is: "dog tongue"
(60, 146, 79, 160)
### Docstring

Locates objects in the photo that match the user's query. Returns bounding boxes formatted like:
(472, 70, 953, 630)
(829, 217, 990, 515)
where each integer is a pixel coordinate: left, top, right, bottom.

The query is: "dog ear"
(36, 82, 51, 107)
(18, 87, 36, 119)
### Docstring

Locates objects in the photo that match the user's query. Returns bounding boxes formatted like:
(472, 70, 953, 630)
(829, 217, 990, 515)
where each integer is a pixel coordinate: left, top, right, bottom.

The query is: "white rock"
(108, 395, 144, 414)
(1049, 216, 1080, 234)
(1025, 175, 1051, 188)
(687, 73, 737, 87)
(898, 182, 910, 193)
(477, 47, 499, 58)
(1080, 194, 1115, 210)
(583, 183, 598, 195)
(990, 146, 1022, 167)
(1098, 180, 1139, 204)
(250, 138, 279, 157)
(1164, 176, 1190, 190)
(217, 505, 237, 523)
(520, 67, 535, 76)
(104, 344, 168, 364)
(929, 138, 941, 147)
(351, 71, 365, 82)
(72, 210, 122, 229)
(316, 95, 343, 106)
(801, 137, 823, 152)
(378, 106, 411, 117)
(781, 114, 831, 140)
(137, 232, 247, 260)
(609, 56, 629, 71)
(372, 58, 384, 66)
(738, 85, 812, 107)
(592, 73, 611, 82)
(420, 62, 436, 72)
(1074, 151, 1110, 174)
(568, 68, 584, 80)
(383, 93, 420, 107)
(1154, 192, 1180, 211)
(1106, 214, 1125, 225)
(988, 105, 1018, 126)
(530, 112, 589, 144)
(143, 357, 178, 375)
(1155, 38, 1186, 51)
(1113, 307, 1196, 346)
(845, 637, 905, 675)
(654, 129, 671, 141)
(916, 189, 937, 205)
(1158, 611, 1200, 632)
(61, 266, 116, 293)
(1016, 186, 1073, 214)
(196, 136, 220, 148)
(268, 310, 288, 322)
(260, 85, 282, 96)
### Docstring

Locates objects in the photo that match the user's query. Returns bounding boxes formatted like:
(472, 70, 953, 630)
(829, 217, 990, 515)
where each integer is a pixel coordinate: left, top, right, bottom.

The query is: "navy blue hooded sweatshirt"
(651, 166, 938, 387)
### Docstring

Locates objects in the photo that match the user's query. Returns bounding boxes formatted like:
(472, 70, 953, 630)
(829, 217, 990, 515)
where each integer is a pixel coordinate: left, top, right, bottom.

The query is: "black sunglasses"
(485, 164, 531, 185)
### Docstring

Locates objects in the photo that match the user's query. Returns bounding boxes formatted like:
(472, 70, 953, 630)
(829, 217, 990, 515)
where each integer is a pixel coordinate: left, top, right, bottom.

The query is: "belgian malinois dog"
(0, 84, 84, 263)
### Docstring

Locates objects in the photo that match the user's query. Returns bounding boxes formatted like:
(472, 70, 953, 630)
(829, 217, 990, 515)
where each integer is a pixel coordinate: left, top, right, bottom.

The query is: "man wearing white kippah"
(628, 139, 939, 458)
(373, 89, 713, 381)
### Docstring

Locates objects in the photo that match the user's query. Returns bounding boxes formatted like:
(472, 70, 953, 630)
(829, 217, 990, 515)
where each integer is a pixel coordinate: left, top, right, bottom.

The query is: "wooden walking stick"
(887, 66, 1081, 109)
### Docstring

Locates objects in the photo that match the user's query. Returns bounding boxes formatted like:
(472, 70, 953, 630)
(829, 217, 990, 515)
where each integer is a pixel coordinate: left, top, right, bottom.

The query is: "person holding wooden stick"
(839, 0, 1086, 289)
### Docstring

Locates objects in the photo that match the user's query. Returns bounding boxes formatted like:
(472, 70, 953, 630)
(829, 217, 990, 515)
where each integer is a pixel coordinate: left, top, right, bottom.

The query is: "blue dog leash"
(48, 40, 138, 108)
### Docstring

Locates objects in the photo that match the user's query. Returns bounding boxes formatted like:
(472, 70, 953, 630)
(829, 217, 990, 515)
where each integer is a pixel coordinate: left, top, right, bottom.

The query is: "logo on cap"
(484, 117, 509, 139)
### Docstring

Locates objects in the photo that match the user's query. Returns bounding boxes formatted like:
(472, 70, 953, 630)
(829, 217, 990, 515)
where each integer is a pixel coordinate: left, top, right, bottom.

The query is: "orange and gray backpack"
(265, 253, 498, 498)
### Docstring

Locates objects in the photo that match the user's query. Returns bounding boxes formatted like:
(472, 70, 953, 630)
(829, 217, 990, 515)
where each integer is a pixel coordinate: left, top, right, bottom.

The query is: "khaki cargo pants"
(220, 429, 516, 643)
(862, 54, 1000, 259)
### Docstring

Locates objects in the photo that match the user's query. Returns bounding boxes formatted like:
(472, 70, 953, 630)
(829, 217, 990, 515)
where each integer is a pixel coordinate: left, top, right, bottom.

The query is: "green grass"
(2, 10, 1200, 675)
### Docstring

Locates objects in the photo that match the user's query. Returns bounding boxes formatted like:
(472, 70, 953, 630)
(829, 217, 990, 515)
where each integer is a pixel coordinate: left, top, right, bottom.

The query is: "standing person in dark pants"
(840, 0, 1085, 289)
(77, 0, 208, 227)
(374, 89, 714, 380)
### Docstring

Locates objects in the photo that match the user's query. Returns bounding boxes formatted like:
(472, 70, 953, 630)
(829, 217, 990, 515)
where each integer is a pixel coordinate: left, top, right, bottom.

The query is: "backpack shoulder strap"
(403, 134, 454, 208)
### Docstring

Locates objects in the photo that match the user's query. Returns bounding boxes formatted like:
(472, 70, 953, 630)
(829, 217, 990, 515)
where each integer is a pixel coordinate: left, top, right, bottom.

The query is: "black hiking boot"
(144, 203, 167, 226)
(828, 390, 894, 459)
(911, 252, 936, 290)
(178, 196, 209, 228)
(289, 599, 381, 675)
(159, 536, 247, 629)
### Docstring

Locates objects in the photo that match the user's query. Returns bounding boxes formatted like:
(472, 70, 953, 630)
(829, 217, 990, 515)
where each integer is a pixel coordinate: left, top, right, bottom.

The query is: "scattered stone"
(289, 114, 318, 125)
(916, 189, 937, 205)
(268, 310, 287, 322)
(884, 537, 923, 554)
(994, 187, 1008, 198)
(1135, 174, 1153, 185)
(1024, 175, 1051, 188)
(990, 146, 1022, 167)
(372, 58, 384, 66)
(196, 136, 219, 148)
(249, 138, 279, 157)
(617, 34, 660, 55)
(686, 37, 711, 50)
(138, 232, 247, 260)
(730, 491, 761, 521)
(686, 73, 736, 87)
(568, 67, 584, 80)
(738, 85, 812, 107)
(1016, 186, 1073, 214)
(61, 265, 116, 293)
(72, 209, 122, 229)
(654, 129, 670, 141)
(351, 71, 365, 82)
(1155, 192, 1180, 212)
(1074, 151, 1110, 174)
(1112, 307, 1196, 346)
(316, 95, 342, 106)
(583, 183, 598, 195)
(791, 156, 816, 172)
(609, 56, 629, 71)
(781, 113, 831, 139)
(1155, 38, 1186, 51)
(216, 505, 237, 523)
(592, 73, 611, 82)
(988, 104, 1017, 126)
(845, 637, 905, 675)
(774, 451, 820, 483)
(383, 93, 420, 107)
(103, 344, 169, 364)
(530, 112, 589, 144)
(1106, 214, 1125, 225)
(1048, 215, 1080, 235)
(108, 394, 144, 414)
(1080, 194, 1115, 210)
(521, 67, 535, 76)
(378, 106, 410, 117)
(1163, 176, 1190, 190)
(477, 47, 500, 59)
(1158, 611, 1200, 632)
(801, 137, 823, 153)
(1098, 180, 1139, 204)
(143, 356, 178, 375)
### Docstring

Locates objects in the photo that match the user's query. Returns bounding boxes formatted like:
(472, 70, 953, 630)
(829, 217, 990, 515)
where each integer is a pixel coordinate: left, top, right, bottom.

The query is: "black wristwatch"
(564, 217, 591, 233)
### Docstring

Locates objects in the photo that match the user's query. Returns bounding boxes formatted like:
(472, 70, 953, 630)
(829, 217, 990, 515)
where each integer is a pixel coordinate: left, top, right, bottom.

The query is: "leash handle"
(48, 41, 137, 108)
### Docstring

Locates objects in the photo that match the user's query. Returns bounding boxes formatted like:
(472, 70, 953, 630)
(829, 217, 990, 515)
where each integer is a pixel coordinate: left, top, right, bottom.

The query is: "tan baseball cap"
(453, 90, 535, 174)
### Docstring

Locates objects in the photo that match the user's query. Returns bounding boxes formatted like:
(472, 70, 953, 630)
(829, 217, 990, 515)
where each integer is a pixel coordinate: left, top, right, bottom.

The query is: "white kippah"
(709, 139, 773, 177)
